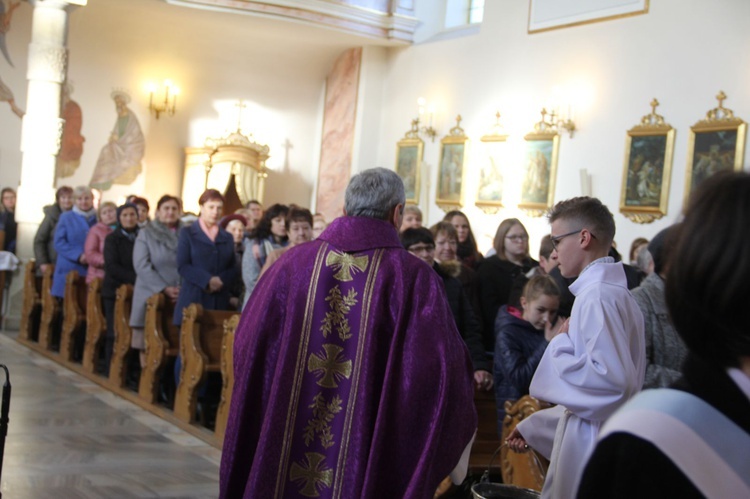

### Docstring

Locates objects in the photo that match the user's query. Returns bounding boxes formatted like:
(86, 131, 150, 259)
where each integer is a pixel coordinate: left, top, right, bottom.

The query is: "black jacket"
(577, 354, 750, 499)
(33, 204, 62, 265)
(477, 255, 538, 351)
(101, 229, 137, 299)
(434, 262, 490, 372)
(492, 305, 548, 431)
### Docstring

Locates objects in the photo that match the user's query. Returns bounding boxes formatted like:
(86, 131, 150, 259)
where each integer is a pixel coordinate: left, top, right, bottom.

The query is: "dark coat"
(493, 305, 548, 431)
(477, 255, 538, 351)
(434, 262, 490, 372)
(174, 222, 237, 325)
(577, 354, 750, 499)
(33, 204, 63, 266)
(101, 229, 137, 299)
(0, 209, 16, 253)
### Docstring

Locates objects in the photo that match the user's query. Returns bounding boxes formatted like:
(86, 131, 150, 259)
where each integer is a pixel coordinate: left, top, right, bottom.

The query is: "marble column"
(7, 0, 85, 329)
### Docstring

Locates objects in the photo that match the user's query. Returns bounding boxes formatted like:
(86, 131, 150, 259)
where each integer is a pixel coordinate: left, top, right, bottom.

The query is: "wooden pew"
(37, 264, 58, 350)
(109, 284, 134, 388)
(19, 259, 42, 342)
(139, 292, 180, 405)
(500, 395, 550, 491)
(82, 278, 105, 373)
(174, 304, 239, 425)
(59, 270, 87, 363)
(215, 314, 240, 442)
(468, 388, 504, 476)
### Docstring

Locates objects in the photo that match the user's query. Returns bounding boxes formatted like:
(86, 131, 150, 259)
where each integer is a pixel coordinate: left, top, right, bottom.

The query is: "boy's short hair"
(547, 197, 615, 247)
(399, 227, 434, 250)
(522, 274, 560, 303)
(404, 205, 423, 219)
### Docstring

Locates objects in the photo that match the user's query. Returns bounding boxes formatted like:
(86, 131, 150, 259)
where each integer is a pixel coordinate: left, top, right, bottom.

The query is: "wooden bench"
(37, 264, 58, 350)
(19, 260, 42, 342)
(215, 314, 240, 442)
(82, 278, 105, 373)
(468, 388, 504, 476)
(59, 270, 87, 363)
(139, 292, 180, 405)
(174, 304, 239, 426)
(109, 284, 134, 388)
(500, 395, 550, 491)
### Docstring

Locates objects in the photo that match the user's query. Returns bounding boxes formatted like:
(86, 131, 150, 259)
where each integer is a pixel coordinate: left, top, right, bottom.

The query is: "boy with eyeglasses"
(506, 196, 646, 499)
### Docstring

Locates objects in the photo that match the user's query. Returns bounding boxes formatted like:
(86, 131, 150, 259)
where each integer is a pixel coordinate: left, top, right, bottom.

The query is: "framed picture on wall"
(619, 99, 675, 224)
(684, 91, 747, 206)
(436, 116, 469, 212)
(518, 111, 560, 217)
(528, 0, 649, 33)
(395, 125, 424, 205)
(476, 112, 508, 214)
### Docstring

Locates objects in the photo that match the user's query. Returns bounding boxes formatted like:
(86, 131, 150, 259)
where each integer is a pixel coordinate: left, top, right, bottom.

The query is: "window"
(445, 0, 484, 28)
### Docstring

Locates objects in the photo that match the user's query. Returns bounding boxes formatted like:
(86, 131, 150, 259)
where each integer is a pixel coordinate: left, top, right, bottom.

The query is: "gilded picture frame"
(684, 91, 747, 206)
(436, 115, 468, 212)
(619, 99, 675, 224)
(395, 122, 424, 205)
(518, 111, 560, 217)
(476, 112, 508, 214)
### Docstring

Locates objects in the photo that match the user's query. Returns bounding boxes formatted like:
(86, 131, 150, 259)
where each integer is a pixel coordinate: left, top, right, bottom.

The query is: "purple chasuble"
(220, 216, 477, 499)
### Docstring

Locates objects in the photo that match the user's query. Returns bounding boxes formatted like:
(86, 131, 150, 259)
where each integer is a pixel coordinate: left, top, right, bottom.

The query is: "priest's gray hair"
(344, 168, 405, 220)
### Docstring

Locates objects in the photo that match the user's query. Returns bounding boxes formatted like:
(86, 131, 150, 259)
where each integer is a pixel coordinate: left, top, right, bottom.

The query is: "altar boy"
(507, 197, 645, 499)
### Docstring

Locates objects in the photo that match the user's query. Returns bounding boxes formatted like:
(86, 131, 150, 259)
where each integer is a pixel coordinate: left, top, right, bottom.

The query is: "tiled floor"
(0, 332, 220, 498)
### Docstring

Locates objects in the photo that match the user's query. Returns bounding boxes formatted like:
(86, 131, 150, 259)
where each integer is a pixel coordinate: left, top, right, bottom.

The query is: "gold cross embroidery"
(326, 251, 369, 282)
(289, 452, 334, 497)
(308, 344, 352, 389)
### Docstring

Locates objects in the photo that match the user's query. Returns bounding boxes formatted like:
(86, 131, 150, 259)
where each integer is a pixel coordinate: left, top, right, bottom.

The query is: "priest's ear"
(389, 203, 404, 230)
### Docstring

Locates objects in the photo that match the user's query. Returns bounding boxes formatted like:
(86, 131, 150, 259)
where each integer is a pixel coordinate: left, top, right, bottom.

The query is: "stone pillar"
(6, 0, 85, 330)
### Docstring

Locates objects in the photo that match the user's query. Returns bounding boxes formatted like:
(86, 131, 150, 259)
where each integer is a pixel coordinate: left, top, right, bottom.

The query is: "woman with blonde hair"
(83, 201, 117, 284)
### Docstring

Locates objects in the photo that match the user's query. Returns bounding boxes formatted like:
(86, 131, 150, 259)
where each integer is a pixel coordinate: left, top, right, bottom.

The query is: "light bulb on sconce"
(147, 79, 179, 119)
(413, 97, 438, 142)
(549, 107, 576, 138)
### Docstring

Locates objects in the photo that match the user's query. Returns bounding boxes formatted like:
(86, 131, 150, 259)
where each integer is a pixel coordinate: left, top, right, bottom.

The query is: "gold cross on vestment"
(325, 251, 369, 282)
(289, 452, 334, 497)
(308, 344, 352, 389)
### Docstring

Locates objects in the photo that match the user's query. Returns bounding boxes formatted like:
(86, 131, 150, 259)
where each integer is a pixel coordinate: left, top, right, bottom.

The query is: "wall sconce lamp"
(147, 79, 179, 119)
(549, 108, 576, 138)
(415, 97, 438, 142)
(535, 107, 576, 138)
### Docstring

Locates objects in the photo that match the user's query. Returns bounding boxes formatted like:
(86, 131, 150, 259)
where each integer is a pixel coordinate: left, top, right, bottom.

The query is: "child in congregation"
(493, 274, 563, 434)
(399, 204, 422, 232)
(506, 196, 645, 499)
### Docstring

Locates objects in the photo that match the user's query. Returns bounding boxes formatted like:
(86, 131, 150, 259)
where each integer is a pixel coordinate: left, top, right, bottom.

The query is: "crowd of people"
(4, 167, 747, 498)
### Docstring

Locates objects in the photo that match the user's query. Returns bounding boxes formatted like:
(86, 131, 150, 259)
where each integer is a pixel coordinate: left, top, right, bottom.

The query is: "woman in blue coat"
(173, 189, 237, 325)
(51, 186, 97, 298)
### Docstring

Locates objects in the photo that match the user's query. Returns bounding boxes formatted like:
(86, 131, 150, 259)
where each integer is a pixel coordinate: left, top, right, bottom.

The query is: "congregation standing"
(3, 166, 746, 498)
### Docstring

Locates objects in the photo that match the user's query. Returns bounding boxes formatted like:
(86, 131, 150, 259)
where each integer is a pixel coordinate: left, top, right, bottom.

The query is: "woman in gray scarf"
(129, 195, 183, 365)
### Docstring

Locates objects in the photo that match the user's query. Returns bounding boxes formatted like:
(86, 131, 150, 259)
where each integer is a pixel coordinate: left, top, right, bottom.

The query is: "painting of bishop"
(89, 90, 145, 191)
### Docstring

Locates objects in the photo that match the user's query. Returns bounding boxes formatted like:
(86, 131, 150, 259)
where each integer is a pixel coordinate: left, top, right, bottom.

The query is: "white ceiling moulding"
(165, 0, 419, 45)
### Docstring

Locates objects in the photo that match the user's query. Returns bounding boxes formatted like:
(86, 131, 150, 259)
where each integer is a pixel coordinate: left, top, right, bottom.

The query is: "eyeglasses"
(550, 229, 596, 250)
(505, 235, 529, 242)
(408, 244, 435, 254)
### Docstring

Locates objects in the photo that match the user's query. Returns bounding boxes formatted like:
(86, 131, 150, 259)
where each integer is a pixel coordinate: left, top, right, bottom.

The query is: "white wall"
(374, 0, 750, 257)
(0, 0, 368, 214)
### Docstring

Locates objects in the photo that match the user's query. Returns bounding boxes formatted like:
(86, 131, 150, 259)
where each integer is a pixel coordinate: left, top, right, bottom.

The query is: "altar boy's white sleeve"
(528, 291, 644, 422)
(516, 405, 565, 460)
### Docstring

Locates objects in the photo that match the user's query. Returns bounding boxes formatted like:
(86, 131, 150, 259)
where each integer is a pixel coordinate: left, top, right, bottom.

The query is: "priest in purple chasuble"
(220, 168, 477, 498)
